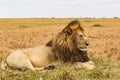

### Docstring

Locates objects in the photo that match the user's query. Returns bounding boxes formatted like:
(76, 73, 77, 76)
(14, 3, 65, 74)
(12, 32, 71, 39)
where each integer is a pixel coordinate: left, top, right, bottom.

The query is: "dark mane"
(51, 33, 89, 63)
(61, 20, 84, 33)
(66, 20, 80, 27)
(49, 20, 89, 63)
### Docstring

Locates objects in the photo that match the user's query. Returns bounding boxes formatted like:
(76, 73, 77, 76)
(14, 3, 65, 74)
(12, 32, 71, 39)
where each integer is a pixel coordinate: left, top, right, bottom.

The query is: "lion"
(1, 20, 95, 70)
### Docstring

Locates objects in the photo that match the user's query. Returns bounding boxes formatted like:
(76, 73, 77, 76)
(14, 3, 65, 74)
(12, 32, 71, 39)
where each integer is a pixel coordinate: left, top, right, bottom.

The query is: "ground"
(0, 18, 120, 80)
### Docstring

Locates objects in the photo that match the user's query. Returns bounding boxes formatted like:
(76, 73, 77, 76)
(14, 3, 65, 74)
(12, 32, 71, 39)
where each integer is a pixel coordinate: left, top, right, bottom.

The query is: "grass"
(0, 57, 119, 80)
(0, 18, 120, 80)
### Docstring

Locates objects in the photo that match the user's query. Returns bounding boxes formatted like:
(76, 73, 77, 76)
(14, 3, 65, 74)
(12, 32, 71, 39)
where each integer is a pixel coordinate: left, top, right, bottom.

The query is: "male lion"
(1, 20, 95, 70)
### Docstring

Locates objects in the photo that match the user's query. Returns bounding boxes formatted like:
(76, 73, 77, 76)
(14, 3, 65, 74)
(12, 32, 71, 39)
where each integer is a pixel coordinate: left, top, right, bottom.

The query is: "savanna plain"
(0, 18, 120, 80)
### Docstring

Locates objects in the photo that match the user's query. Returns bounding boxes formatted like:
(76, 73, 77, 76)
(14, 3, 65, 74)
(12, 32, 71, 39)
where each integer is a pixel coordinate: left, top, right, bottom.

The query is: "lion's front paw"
(74, 61, 95, 70)
(85, 61, 95, 65)
(82, 62, 95, 70)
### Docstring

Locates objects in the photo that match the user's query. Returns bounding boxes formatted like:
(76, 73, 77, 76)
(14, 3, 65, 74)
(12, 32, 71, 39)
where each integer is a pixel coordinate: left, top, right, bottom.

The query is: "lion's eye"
(79, 35, 83, 37)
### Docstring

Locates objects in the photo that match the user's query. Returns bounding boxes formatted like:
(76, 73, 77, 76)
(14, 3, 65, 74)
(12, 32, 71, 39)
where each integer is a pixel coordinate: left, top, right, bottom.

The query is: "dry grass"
(0, 18, 120, 80)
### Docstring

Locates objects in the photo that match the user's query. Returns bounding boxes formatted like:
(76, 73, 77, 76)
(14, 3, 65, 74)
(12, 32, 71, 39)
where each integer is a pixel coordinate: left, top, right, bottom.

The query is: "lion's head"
(46, 20, 90, 63)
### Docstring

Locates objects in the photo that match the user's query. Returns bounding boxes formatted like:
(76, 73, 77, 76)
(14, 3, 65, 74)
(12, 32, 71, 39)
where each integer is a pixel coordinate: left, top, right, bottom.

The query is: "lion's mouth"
(78, 47, 87, 52)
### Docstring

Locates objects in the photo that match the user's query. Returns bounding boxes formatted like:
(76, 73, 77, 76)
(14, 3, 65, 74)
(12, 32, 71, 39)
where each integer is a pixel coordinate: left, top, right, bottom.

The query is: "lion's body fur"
(22, 45, 52, 67)
(3, 45, 53, 70)
(1, 20, 95, 70)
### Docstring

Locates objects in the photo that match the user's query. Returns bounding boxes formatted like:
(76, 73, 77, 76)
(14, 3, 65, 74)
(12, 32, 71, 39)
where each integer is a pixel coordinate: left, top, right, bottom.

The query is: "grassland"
(0, 18, 120, 80)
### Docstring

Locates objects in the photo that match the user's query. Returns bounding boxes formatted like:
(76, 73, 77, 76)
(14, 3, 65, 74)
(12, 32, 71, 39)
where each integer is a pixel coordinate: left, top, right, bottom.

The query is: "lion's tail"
(0, 60, 8, 70)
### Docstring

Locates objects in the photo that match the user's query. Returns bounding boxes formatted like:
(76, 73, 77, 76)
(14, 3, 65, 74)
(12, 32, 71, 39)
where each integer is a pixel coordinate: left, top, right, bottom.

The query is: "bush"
(93, 24, 104, 27)
(17, 25, 29, 28)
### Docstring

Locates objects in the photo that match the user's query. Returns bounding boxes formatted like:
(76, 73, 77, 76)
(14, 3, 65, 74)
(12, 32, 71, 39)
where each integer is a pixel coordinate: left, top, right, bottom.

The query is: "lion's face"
(73, 29, 89, 52)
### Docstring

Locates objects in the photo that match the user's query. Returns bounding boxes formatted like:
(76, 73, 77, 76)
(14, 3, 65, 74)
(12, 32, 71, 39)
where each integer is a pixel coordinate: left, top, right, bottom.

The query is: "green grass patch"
(0, 57, 120, 80)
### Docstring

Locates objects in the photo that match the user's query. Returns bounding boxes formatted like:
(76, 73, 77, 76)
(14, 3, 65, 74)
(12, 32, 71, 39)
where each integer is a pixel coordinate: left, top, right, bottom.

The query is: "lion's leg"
(33, 64, 55, 71)
(5, 50, 35, 70)
(74, 61, 95, 70)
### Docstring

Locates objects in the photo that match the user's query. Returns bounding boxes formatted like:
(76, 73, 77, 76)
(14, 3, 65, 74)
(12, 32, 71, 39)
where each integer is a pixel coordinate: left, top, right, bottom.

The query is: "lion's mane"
(46, 20, 90, 63)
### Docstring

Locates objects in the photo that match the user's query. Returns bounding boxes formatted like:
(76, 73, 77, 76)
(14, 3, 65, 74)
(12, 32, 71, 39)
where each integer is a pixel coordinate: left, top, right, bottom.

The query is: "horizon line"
(0, 17, 119, 19)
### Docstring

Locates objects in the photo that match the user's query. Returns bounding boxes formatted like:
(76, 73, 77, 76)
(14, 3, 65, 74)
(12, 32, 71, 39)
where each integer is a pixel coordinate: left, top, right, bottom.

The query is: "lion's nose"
(85, 42, 89, 46)
(84, 37, 89, 46)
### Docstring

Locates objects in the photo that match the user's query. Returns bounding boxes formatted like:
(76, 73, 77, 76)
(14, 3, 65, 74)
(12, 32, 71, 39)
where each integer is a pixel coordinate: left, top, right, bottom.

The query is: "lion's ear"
(65, 28, 72, 35)
(61, 27, 72, 35)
